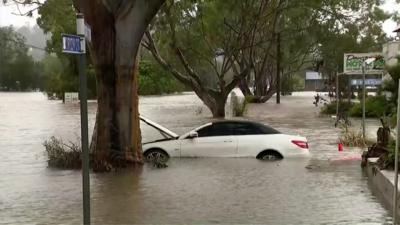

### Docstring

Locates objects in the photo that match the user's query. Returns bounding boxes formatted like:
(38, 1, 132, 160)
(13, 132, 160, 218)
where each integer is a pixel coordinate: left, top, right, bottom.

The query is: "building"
(304, 71, 326, 91)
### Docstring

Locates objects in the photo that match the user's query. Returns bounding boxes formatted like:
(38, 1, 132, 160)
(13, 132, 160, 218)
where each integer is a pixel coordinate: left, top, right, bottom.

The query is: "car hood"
(140, 115, 179, 139)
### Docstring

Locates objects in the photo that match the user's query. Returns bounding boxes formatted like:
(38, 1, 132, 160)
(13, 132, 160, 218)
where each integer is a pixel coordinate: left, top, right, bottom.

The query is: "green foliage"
(377, 140, 395, 170)
(0, 26, 42, 91)
(43, 136, 82, 169)
(139, 59, 186, 95)
(321, 101, 354, 115)
(233, 98, 248, 117)
(321, 96, 394, 118)
(282, 74, 304, 93)
(37, 0, 75, 56)
(383, 59, 400, 102)
(36, 0, 97, 99)
(348, 96, 394, 118)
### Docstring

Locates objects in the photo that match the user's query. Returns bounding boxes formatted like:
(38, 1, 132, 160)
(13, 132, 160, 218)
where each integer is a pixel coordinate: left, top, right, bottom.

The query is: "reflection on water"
(0, 92, 392, 224)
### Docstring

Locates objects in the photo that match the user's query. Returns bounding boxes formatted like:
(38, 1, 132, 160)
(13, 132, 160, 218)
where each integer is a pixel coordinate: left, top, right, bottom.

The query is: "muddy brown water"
(0, 92, 393, 224)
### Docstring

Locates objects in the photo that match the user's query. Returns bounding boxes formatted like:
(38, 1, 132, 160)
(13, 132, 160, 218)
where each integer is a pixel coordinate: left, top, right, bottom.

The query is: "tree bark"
(198, 91, 227, 118)
(239, 77, 252, 96)
(73, 0, 165, 171)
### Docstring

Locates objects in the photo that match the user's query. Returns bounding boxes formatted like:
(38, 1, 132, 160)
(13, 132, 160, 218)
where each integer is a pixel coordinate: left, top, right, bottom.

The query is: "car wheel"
(259, 151, 283, 161)
(144, 149, 169, 162)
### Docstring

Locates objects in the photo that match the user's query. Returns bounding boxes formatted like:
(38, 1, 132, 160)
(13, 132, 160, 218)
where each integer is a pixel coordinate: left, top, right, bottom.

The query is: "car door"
(179, 123, 237, 157)
(234, 122, 271, 156)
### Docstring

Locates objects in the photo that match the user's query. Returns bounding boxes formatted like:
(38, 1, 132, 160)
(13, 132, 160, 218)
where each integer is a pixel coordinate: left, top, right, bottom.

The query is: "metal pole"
(362, 61, 366, 139)
(77, 13, 90, 225)
(393, 78, 400, 224)
(276, 32, 281, 104)
(336, 72, 339, 117)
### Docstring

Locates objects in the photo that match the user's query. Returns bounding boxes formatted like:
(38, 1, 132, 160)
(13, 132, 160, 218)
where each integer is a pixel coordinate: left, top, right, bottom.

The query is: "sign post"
(362, 62, 366, 139)
(62, 13, 90, 225)
(76, 13, 90, 225)
(336, 72, 339, 117)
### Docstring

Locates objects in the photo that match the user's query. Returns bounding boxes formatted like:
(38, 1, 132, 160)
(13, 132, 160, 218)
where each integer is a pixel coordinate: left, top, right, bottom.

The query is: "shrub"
(348, 96, 394, 118)
(139, 60, 187, 95)
(377, 140, 396, 170)
(43, 136, 82, 169)
(338, 125, 367, 147)
(233, 99, 248, 117)
(321, 101, 353, 115)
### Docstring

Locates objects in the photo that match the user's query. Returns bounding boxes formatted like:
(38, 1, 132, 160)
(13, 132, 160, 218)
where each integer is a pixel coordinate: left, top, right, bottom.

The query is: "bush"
(43, 136, 82, 169)
(233, 98, 248, 117)
(321, 101, 354, 115)
(377, 140, 395, 170)
(139, 60, 187, 95)
(338, 125, 367, 147)
(348, 96, 394, 118)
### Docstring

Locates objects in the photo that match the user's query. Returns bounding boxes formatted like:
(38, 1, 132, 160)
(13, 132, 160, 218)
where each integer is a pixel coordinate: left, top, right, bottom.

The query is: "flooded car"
(140, 116, 310, 161)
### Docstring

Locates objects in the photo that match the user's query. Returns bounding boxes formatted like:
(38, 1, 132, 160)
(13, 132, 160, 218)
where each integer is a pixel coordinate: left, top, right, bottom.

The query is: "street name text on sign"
(62, 34, 83, 54)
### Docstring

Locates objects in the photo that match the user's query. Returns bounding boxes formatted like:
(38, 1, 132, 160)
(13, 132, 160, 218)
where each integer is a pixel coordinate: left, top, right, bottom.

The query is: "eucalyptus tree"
(4, 0, 166, 171)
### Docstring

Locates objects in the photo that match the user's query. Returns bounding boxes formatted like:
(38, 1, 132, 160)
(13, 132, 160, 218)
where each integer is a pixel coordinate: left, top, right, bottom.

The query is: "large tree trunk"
(195, 90, 227, 118)
(74, 0, 165, 171)
(91, 60, 142, 171)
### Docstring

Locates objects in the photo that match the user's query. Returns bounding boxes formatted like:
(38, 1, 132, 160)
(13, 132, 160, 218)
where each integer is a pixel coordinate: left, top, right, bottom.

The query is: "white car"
(140, 116, 309, 162)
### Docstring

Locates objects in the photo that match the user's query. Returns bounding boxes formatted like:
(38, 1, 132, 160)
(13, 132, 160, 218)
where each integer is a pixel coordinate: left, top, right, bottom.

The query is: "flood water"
(0, 92, 393, 224)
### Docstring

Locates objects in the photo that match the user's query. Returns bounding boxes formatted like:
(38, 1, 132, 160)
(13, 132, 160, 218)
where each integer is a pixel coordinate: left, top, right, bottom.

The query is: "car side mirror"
(188, 131, 198, 139)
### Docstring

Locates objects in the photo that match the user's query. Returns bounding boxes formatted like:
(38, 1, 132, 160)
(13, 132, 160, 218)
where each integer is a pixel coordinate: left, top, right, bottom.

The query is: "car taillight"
(292, 140, 308, 149)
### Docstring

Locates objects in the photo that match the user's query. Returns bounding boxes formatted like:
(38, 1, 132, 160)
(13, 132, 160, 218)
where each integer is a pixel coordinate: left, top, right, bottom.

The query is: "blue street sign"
(62, 34, 83, 54)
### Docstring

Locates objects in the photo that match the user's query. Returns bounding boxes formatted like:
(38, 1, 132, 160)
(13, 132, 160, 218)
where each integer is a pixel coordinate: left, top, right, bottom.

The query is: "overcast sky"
(0, 0, 399, 35)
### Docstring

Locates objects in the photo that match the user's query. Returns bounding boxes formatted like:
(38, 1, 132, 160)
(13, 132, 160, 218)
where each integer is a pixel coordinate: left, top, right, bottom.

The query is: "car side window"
(197, 123, 234, 137)
(259, 124, 280, 134)
(234, 123, 263, 135)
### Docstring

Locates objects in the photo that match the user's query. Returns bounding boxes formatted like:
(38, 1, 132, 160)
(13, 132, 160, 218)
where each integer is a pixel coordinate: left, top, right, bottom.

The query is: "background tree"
(144, 0, 265, 117)
(0, 26, 41, 91)
(238, 0, 391, 102)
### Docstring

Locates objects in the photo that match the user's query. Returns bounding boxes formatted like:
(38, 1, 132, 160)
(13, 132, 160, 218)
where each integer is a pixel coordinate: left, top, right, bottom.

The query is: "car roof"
(212, 120, 267, 127)
(213, 120, 260, 124)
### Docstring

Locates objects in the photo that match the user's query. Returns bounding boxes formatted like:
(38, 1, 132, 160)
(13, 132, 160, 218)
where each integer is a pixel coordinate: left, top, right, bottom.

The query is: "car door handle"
(224, 140, 233, 143)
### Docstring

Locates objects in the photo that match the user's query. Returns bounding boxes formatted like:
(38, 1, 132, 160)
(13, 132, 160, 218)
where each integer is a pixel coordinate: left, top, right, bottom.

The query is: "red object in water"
(338, 143, 343, 151)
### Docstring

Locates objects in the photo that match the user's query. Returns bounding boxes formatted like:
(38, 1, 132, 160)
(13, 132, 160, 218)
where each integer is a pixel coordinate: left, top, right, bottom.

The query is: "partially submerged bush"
(321, 101, 353, 115)
(43, 136, 82, 169)
(348, 96, 394, 118)
(338, 125, 367, 148)
(233, 99, 248, 117)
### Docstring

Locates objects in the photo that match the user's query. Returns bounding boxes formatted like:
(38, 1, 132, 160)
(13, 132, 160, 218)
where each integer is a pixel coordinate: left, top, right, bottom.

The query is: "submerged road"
(0, 92, 392, 224)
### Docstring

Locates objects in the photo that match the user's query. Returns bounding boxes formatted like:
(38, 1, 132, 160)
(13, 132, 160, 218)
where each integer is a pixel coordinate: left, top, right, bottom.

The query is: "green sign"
(344, 53, 385, 74)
